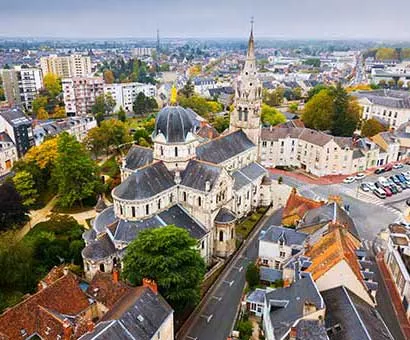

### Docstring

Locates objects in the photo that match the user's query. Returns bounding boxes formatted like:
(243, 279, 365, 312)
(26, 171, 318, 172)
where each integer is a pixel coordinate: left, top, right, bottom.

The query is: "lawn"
(236, 207, 269, 241)
(99, 156, 120, 178)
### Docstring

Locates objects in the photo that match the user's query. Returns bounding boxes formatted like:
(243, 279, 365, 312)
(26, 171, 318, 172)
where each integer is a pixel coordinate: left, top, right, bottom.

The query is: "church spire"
(247, 17, 255, 60)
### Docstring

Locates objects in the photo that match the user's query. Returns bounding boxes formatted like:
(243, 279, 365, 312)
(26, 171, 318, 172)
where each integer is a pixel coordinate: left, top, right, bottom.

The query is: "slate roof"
(93, 206, 117, 234)
(354, 90, 410, 109)
(259, 225, 308, 246)
(322, 286, 393, 340)
(0, 132, 13, 143)
(153, 106, 195, 143)
(295, 319, 328, 340)
(260, 267, 283, 283)
(215, 207, 236, 223)
(181, 159, 222, 192)
(196, 129, 255, 164)
(247, 288, 267, 304)
(79, 287, 173, 340)
(113, 162, 175, 201)
(264, 274, 324, 340)
(232, 162, 267, 190)
(123, 145, 153, 170)
(0, 108, 31, 126)
(82, 233, 116, 260)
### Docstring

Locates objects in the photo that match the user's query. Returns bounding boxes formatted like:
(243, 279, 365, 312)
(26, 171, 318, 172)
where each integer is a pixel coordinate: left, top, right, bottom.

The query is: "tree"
(103, 70, 115, 84)
(303, 58, 321, 67)
(13, 171, 38, 207)
(0, 183, 29, 231)
(133, 92, 148, 115)
(361, 118, 387, 137)
(245, 263, 259, 289)
(376, 48, 399, 61)
(302, 90, 334, 131)
(92, 93, 117, 116)
(36, 107, 49, 120)
(32, 96, 48, 115)
(288, 103, 298, 113)
(261, 104, 286, 126)
(52, 133, 101, 208)
(43, 73, 62, 98)
(123, 225, 206, 311)
(213, 115, 230, 133)
(53, 105, 66, 118)
(236, 319, 253, 340)
(307, 84, 328, 101)
(263, 88, 285, 107)
(180, 79, 195, 98)
(117, 106, 126, 122)
(25, 137, 58, 170)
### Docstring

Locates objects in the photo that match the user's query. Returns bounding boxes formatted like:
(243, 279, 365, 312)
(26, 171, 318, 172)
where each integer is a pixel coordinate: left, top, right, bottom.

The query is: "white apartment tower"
(40, 54, 91, 78)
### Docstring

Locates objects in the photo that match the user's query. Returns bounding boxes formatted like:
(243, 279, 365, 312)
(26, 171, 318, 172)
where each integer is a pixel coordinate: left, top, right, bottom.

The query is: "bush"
(246, 263, 260, 289)
(237, 319, 253, 340)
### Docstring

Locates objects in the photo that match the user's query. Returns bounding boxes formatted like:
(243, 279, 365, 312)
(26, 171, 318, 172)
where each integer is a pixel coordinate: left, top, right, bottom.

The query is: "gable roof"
(0, 273, 91, 340)
(283, 188, 324, 221)
(353, 90, 410, 109)
(259, 225, 308, 246)
(232, 162, 267, 190)
(79, 287, 173, 340)
(123, 145, 153, 171)
(181, 159, 222, 192)
(322, 286, 393, 340)
(196, 129, 255, 164)
(113, 161, 175, 201)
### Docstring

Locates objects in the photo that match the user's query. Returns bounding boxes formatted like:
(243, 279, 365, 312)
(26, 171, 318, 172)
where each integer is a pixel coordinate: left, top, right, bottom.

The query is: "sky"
(0, 0, 409, 40)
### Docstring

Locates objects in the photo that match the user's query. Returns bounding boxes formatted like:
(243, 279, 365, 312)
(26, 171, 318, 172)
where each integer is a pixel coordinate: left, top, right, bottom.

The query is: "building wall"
(151, 312, 174, 340)
(40, 55, 91, 78)
(0, 141, 18, 175)
(361, 100, 410, 129)
(259, 240, 293, 269)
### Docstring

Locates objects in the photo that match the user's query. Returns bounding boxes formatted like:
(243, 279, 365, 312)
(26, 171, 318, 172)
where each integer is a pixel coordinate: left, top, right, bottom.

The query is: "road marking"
(233, 266, 243, 272)
(200, 314, 213, 323)
(211, 296, 222, 301)
(223, 280, 235, 287)
(186, 336, 198, 340)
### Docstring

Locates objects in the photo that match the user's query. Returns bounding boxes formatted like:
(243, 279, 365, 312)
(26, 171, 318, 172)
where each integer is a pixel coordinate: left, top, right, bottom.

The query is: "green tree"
(376, 48, 399, 61)
(13, 170, 38, 207)
(288, 103, 298, 113)
(92, 93, 117, 116)
(32, 96, 48, 115)
(133, 92, 148, 115)
(261, 104, 286, 126)
(117, 106, 127, 122)
(213, 115, 230, 133)
(263, 88, 285, 107)
(52, 133, 101, 208)
(245, 263, 259, 289)
(43, 73, 62, 98)
(0, 183, 29, 231)
(302, 90, 334, 130)
(303, 58, 321, 67)
(237, 319, 253, 340)
(307, 84, 328, 101)
(180, 79, 195, 98)
(361, 118, 387, 137)
(123, 225, 206, 311)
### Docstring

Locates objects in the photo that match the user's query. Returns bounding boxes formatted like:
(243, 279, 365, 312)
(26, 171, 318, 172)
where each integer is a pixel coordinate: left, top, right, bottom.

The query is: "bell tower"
(229, 19, 262, 146)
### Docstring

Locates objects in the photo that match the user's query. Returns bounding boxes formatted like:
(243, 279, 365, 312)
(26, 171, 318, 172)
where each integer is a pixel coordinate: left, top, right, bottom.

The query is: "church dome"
(153, 106, 195, 143)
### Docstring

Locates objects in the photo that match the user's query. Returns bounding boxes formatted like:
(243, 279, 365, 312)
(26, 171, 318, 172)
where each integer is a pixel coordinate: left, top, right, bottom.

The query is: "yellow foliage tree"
(25, 137, 58, 169)
(36, 107, 49, 120)
(376, 48, 399, 61)
(188, 65, 202, 77)
(43, 73, 62, 98)
(53, 105, 66, 118)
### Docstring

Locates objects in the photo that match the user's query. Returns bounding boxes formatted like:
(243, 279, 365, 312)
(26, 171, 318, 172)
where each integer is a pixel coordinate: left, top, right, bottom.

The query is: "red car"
(384, 164, 393, 172)
(383, 186, 393, 197)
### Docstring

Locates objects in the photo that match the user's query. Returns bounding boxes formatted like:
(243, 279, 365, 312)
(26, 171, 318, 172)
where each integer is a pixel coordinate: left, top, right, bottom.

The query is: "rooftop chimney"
(143, 278, 158, 294)
(63, 319, 73, 340)
(112, 267, 119, 284)
(289, 327, 297, 340)
(205, 180, 211, 192)
(86, 320, 94, 333)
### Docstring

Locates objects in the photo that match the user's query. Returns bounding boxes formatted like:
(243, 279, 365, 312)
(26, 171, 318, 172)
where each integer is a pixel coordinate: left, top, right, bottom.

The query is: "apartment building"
(1, 66, 43, 111)
(62, 77, 104, 116)
(103, 82, 157, 112)
(40, 54, 91, 78)
(354, 90, 410, 129)
(0, 132, 18, 176)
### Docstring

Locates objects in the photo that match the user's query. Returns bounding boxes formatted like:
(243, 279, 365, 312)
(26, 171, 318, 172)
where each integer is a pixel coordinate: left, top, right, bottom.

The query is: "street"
(180, 208, 283, 340)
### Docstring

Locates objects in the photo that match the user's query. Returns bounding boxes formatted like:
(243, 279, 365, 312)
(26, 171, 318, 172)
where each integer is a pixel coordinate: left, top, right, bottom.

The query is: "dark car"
(384, 164, 393, 171)
(398, 182, 407, 190)
(375, 168, 385, 174)
(389, 185, 398, 194)
(391, 176, 401, 185)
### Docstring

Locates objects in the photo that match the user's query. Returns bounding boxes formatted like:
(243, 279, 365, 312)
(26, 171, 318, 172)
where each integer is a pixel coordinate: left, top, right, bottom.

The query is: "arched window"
(120, 205, 123, 215)
(239, 110, 243, 121)
(175, 147, 178, 157)
(219, 231, 224, 242)
(231, 228, 234, 239)
(131, 206, 136, 217)
(244, 110, 248, 122)
(113, 257, 118, 265)
(99, 263, 105, 272)
(170, 193, 174, 203)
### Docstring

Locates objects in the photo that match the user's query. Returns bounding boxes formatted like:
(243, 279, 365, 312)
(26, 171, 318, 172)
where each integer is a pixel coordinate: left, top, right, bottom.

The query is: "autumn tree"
(376, 48, 399, 61)
(13, 170, 38, 207)
(103, 69, 115, 84)
(261, 104, 286, 126)
(32, 96, 48, 115)
(123, 225, 206, 311)
(52, 132, 101, 208)
(263, 88, 285, 107)
(43, 73, 62, 98)
(361, 118, 388, 137)
(302, 89, 334, 131)
(117, 106, 126, 122)
(53, 105, 66, 118)
(36, 107, 49, 120)
(25, 137, 58, 170)
(213, 115, 230, 133)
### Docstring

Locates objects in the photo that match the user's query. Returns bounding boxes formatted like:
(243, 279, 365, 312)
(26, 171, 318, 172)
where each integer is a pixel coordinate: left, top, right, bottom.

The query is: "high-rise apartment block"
(0, 66, 43, 111)
(40, 54, 91, 78)
(62, 77, 104, 116)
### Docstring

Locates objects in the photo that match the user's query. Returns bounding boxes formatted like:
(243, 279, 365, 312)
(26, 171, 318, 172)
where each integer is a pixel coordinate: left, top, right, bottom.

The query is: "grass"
(236, 207, 268, 240)
(99, 156, 120, 178)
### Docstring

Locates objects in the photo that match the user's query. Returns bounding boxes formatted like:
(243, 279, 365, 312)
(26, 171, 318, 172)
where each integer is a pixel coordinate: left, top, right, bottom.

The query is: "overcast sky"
(0, 0, 409, 40)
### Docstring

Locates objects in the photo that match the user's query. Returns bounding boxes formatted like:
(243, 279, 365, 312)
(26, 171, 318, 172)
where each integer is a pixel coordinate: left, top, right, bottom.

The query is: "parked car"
(355, 173, 366, 180)
(396, 174, 407, 183)
(378, 176, 389, 186)
(393, 163, 404, 169)
(375, 168, 385, 174)
(394, 184, 402, 193)
(389, 185, 398, 194)
(365, 182, 377, 191)
(391, 176, 401, 185)
(343, 176, 356, 184)
(374, 188, 387, 199)
(384, 164, 394, 171)
(383, 187, 393, 196)
(398, 182, 407, 190)
(360, 183, 370, 192)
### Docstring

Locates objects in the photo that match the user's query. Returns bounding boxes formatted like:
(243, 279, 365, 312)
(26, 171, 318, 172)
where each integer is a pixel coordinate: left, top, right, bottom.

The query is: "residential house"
(371, 131, 401, 165)
(0, 132, 18, 176)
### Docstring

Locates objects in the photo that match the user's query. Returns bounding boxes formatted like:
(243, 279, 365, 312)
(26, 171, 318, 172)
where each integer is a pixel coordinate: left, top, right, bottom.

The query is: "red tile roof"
(283, 188, 324, 221)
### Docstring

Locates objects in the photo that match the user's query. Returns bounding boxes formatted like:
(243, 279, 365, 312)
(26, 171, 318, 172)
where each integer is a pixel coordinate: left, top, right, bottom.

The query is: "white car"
(393, 163, 404, 169)
(365, 182, 377, 191)
(378, 176, 389, 186)
(355, 173, 366, 180)
(343, 176, 356, 184)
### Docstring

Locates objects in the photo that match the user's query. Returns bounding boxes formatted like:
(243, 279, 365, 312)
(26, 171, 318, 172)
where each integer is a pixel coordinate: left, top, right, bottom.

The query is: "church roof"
(113, 162, 175, 201)
(82, 233, 116, 260)
(123, 145, 153, 171)
(232, 162, 266, 190)
(196, 130, 255, 164)
(153, 106, 195, 143)
(215, 207, 236, 223)
(181, 159, 222, 192)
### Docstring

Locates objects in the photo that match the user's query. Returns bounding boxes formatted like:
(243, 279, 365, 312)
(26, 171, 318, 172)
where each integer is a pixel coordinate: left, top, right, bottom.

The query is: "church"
(82, 25, 275, 280)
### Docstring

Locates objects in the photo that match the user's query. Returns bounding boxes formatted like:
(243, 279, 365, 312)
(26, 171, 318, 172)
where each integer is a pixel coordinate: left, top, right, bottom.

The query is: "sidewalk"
(376, 253, 410, 339)
(269, 168, 346, 185)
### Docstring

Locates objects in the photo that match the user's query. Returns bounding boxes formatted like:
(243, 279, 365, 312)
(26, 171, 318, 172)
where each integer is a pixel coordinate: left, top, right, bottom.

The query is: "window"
(131, 206, 136, 217)
(244, 110, 248, 122)
(262, 259, 268, 265)
(219, 231, 224, 242)
(160, 146, 164, 156)
(231, 228, 234, 239)
(158, 199, 161, 209)
(175, 147, 178, 157)
(198, 196, 202, 206)
(183, 192, 187, 201)
(170, 193, 174, 203)
(99, 263, 105, 272)
(120, 205, 123, 215)
(280, 251, 286, 258)
(201, 240, 205, 249)
(239, 110, 243, 121)
(146, 204, 149, 215)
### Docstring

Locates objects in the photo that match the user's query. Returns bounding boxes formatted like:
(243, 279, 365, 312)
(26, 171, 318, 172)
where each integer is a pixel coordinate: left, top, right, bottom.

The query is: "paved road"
(181, 208, 283, 340)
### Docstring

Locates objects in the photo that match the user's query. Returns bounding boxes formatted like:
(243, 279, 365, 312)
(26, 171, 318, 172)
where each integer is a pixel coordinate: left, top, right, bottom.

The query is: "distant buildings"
(62, 77, 104, 116)
(1, 66, 43, 111)
(132, 47, 156, 57)
(355, 90, 410, 129)
(103, 82, 157, 112)
(40, 54, 91, 78)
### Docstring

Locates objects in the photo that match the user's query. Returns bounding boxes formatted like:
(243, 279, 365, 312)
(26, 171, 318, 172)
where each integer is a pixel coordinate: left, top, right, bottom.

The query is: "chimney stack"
(63, 319, 73, 340)
(289, 327, 297, 340)
(205, 180, 211, 192)
(86, 320, 94, 333)
(143, 278, 158, 294)
(112, 267, 119, 284)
